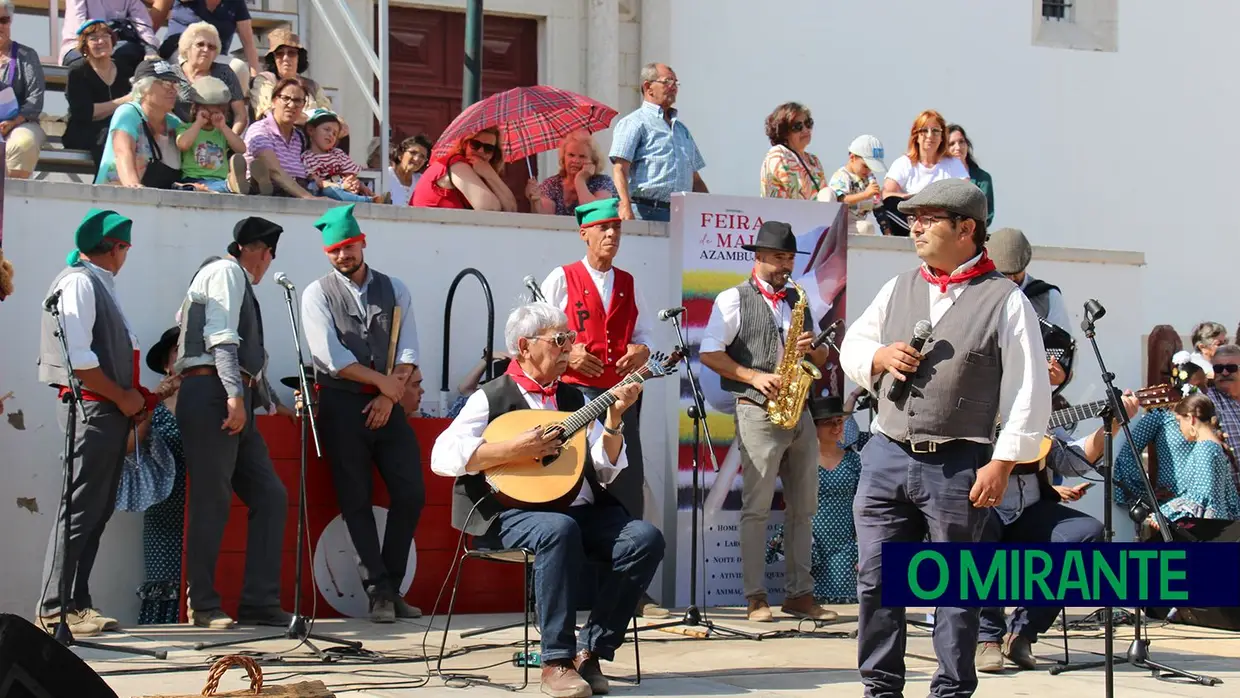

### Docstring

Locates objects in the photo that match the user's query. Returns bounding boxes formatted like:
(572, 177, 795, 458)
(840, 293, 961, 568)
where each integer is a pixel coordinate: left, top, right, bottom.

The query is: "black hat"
(133, 59, 185, 86)
(228, 216, 283, 258)
(741, 221, 806, 254)
(146, 326, 180, 374)
(281, 365, 316, 390)
(809, 395, 851, 422)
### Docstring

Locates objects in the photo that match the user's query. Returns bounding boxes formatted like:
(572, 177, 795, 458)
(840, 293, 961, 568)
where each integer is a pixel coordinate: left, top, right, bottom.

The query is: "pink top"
(410, 155, 472, 209)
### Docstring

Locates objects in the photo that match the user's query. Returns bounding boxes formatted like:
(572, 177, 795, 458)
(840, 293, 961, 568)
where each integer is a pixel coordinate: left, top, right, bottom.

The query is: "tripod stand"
(193, 277, 361, 660)
(635, 315, 759, 641)
(1048, 300, 1219, 691)
(43, 291, 165, 660)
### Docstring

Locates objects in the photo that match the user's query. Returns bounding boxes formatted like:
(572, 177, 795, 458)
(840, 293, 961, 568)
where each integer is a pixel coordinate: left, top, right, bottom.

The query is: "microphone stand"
(194, 280, 362, 660)
(633, 313, 759, 641)
(43, 295, 165, 659)
(1048, 301, 1219, 689)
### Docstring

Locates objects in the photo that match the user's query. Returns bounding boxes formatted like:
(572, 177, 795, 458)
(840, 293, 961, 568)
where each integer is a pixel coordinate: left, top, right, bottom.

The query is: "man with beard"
(176, 216, 290, 630)
(698, 220, 833, 623)
(301, 204, 424, 623)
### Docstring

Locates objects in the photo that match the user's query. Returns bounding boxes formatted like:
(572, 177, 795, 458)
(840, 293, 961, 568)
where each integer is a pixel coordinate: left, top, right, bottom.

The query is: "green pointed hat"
(575, 197, 623, 229)
(314, 204, 365, 251)
(67, 208, 133, 266)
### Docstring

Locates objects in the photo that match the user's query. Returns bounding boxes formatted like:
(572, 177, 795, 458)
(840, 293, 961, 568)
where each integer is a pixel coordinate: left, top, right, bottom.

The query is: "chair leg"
(631, 614, 641, 685)
(520, 551, 532, 691)
(1060, 606, 1071, 664)
(436, 551, 471, 676)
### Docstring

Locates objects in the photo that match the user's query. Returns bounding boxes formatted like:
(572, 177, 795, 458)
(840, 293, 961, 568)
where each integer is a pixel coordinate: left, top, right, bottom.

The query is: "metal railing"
(441, 269, 496, 416)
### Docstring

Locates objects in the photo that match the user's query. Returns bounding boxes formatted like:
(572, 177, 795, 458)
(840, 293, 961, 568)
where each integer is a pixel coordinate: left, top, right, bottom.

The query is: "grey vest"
(315, 269, 396, 393)
(178, 257, 265, 377)
(451, 376, 615, 536)
(720, 279, 810, 405)
(875, 269, 1013, 442)
(1021, 274, 1058, 322)
(37, 265, 134, 390)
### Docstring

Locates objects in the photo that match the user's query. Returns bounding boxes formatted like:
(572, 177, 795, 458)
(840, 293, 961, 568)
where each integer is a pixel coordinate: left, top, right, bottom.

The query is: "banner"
(672, 192, 848, 607)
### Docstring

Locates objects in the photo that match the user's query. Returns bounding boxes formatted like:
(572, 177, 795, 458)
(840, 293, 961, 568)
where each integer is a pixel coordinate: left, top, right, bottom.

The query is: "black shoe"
(236, 605, 292, 627)
(1004, 633, 1037, 670)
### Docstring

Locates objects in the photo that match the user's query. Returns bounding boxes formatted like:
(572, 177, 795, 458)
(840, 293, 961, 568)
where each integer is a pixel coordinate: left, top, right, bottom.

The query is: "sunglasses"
(1214, 364, 1239, 376)
(467, 138, 498, 156)
(528, 331, 577, 348)
(790, 118, 814, 133)
(918, 127, 944, 137)
(0, 17, 10, 25)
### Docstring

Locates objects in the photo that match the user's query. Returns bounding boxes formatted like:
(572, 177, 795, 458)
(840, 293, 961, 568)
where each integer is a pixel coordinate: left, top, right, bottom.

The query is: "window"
(1042, 1, 1072, 21)
(1032, 0, 1116, 52)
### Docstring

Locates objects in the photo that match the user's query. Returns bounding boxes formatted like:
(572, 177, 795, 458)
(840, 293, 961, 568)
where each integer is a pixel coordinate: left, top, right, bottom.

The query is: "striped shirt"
(243, 115, 307, 179)
(1207, 387, 1240, 459)
(302, 148, 362, 180)
(608, 101, 705, 203)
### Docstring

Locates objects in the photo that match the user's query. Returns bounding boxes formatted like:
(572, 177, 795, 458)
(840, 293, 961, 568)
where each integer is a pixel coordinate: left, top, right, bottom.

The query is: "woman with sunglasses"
(411, 127, 529, 211)
(759, 102, 826, 200)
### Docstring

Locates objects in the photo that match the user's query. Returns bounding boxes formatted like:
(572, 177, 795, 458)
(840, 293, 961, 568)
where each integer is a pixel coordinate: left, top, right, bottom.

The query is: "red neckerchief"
(919, 251, 997, 293)
(752, 273, 787, 304)
(505, 360, 559, 398)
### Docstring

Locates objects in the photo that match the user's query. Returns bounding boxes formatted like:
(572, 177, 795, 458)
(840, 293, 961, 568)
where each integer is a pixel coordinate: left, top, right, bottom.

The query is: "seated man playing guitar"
(430, 302, 665, 698)
(976, 376, 1146, 675)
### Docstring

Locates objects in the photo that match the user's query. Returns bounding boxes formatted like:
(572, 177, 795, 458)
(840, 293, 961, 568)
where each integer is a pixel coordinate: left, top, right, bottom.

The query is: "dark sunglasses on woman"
(468, 138, 498, 155)
(790, 118, 814, 133)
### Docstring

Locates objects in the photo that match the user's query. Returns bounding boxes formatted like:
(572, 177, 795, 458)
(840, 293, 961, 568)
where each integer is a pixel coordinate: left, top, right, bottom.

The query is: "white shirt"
(839, 254, 1051, 462)
(700, 276, 820, 354)
(176, 258, 251, 371)
(54, 260, 138, 371)
(540, 258, 652, 347)
(429, 380, 627, 508)
(886, 155, 970, 195)
(385, 166, 417, 207)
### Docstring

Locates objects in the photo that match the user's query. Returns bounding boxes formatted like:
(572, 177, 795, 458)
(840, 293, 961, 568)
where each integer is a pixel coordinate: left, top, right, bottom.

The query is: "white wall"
(0, 182, 675, 621)
(660, 0, 1237, 337)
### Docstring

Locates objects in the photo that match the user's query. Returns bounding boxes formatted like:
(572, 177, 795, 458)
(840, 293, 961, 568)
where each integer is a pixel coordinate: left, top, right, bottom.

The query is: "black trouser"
(576, 387, 643, 518)
(318, 388, 425, 596)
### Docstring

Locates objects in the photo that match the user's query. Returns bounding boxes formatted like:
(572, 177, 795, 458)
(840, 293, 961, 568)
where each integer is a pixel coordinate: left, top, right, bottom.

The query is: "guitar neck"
(1048, 399, 1108, 430)
(560, 372, 647, 436)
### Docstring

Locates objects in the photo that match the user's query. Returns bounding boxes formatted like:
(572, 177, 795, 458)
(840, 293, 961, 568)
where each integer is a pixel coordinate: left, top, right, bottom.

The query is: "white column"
(587, 0, 621, 153)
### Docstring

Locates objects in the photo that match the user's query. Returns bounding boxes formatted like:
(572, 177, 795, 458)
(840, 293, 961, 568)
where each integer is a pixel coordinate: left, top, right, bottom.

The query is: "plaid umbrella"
(431, 86, 618, 165)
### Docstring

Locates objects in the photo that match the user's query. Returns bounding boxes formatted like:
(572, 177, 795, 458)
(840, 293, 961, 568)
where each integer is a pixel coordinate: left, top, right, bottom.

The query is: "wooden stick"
(386, 306, 402, 375)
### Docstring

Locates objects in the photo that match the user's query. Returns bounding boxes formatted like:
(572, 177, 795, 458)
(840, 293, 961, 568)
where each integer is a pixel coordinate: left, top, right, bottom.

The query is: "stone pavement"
(80, 606, 1238, 697)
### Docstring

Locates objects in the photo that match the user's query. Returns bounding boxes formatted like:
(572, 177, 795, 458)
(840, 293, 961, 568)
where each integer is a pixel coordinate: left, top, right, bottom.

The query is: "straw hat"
(265, 27, 308, 74)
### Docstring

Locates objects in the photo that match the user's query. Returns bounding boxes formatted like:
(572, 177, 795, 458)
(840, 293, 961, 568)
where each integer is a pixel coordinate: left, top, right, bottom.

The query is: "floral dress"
(537, 174, 618, 216)
(123, 404, 187, 624)
(1115, 410, 1240, 522)
(759, 145, 826, 200)
(767, 418, 868, 603)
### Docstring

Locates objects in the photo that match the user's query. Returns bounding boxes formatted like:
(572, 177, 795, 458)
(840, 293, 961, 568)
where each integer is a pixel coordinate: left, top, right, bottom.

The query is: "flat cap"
(986, 227, 1033, 274)
(896, 178, 988, 223)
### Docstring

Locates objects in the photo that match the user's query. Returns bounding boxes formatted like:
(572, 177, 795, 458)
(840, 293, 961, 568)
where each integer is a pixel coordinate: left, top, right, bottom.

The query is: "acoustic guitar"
(482, 350, 681, 508)
(1014, 384, 1180, 467)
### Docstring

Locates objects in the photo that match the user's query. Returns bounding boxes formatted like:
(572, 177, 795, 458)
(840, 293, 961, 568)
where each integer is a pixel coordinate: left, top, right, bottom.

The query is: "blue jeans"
(978, 499, 1104, 644)
(631, 201, 670, 222)
(178, 178, 232, 193)
(309, 181, 373, 203)
(477, 504, 664, 662)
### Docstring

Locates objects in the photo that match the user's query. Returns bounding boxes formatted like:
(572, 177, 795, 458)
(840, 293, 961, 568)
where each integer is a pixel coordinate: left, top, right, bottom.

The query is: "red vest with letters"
(562, 261, 638, 389)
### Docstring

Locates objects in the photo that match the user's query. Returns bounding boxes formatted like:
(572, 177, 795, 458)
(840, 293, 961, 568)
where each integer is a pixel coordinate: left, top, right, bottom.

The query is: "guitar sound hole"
(539, 448, 563, 467)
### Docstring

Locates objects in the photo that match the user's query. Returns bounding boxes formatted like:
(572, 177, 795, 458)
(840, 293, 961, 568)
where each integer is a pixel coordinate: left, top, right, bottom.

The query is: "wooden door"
(386, 8, 540, 212)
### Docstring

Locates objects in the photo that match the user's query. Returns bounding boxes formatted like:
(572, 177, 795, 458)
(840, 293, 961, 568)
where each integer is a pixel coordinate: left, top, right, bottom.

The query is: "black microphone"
(43, 289, 62, 313)
(886, 320, 932, 402)
(658, 306, 686, 321)
(523, 275, 547, 303)
(809, 318, 845, 349)
(1081, 299, 1106, 332)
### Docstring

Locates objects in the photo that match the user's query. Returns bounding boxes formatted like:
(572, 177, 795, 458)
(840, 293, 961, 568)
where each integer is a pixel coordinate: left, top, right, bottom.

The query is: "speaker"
(1162, 518, 1240, 631)
(0, 614, 118, 698)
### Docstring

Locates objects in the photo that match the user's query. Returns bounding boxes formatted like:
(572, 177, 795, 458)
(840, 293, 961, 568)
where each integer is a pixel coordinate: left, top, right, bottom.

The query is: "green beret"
(575, 197, 623, 229)
(315, 204, 365, 251)
(67, 208, 132, 266)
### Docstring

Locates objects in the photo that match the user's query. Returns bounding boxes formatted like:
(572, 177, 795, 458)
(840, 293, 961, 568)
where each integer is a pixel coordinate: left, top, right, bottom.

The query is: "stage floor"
(80, 605, 1240, 697)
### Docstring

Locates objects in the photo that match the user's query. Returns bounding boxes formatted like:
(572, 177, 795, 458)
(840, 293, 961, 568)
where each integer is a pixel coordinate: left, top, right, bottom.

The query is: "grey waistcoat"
(875, 269, 1013, 443)
(37, 266, 134, 389)
(316, 270, 396, 392)
(178, 257, 266, 377)
(720, 279, 810, 405)
(1021, 274, 1057, 321)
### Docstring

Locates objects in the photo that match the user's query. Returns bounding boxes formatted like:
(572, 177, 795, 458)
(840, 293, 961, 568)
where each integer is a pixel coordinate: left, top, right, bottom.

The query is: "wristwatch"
(603, 421, 624, 436)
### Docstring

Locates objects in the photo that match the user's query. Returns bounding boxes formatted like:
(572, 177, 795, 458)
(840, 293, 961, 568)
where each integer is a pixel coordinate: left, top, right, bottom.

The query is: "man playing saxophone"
(700, 220, 833, 623)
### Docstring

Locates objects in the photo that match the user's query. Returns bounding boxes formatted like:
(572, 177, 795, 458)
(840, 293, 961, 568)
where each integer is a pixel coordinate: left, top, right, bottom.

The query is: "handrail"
(441, 268, 496, 415)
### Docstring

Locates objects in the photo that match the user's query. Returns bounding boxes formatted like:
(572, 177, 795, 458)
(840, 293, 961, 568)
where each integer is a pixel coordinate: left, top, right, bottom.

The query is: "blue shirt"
(168, 0, 251, 53)
(995, 427, 1094, 525)
(95, 103, 183, 185)
(608, 101, 705, 203)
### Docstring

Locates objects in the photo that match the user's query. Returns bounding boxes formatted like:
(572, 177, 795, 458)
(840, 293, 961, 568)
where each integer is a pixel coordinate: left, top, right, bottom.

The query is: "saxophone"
(766, 281, 821, 429)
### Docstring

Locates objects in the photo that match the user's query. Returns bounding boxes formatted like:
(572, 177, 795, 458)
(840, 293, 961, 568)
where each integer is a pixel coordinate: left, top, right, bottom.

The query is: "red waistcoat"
(562, 261, 639, 389)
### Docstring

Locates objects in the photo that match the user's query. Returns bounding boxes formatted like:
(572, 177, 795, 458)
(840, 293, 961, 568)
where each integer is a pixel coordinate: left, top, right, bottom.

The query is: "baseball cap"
(306, 108, 340, 127)
(848, 135, 887, 179)
(133, 59, 185, 85)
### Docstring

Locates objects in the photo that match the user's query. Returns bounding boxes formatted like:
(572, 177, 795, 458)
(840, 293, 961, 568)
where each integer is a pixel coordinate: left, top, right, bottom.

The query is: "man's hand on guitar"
(607, 382, 643, 421)
(873, 342, 921, 381)
(615, 344, 651, 376)
(510, 426, 564, 461)
(1121, 391, 1140, 419)
(569, 343, 605, 378)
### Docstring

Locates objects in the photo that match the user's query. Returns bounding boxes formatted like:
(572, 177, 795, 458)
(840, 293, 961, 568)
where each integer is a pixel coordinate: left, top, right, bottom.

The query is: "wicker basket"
(138, 655, 334, 697)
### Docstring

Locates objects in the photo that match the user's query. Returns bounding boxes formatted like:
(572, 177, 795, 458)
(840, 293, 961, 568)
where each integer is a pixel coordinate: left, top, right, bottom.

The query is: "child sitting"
(303, 109, 389, 203)
(174, 76, 251, 194)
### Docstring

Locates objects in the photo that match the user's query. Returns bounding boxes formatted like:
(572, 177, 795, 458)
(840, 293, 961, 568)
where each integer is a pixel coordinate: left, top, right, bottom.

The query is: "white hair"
(505, 302, 567, 355)
(179, 21, 222, 60)
(130, 75, 156, 101)
(0, 1, 13, 15)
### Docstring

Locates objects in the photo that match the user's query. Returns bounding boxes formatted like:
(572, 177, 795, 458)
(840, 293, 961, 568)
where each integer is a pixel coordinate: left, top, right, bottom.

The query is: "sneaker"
(780, 595, 839, 622)
(746, 597, 774, 622)
(227, 153, 250, 195)
(574, 650, 610, 695)
(976, 641, 1005, 673)
(192, 609, 237, 630)
(249, 158, 273, 196)
(79, 607, 120, 632)
(38, 611, 101, 638)
(1004, 633, 1037, 670)
(540, 659, 592, 698)
(369, 596, 396, 624)
(237, 605, 292, 627)
(393, 596, 422, 619)
(636, 593, 670, 619)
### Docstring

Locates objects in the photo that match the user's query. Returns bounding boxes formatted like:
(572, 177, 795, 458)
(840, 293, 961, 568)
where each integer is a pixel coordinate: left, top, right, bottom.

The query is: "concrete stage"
(78, 605, 1238, 697)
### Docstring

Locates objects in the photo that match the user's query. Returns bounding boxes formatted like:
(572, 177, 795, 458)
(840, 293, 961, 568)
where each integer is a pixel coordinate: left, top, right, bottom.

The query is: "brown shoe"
(976, 641, 1005, 673)
(780, 594, 839, 621)
(636, 593, 670, 619)
(1004, 633, 1037, 670)
(574, 650, 610, 695)
(38, 611, 101, 638)
(746, 596, 774, 622)
(80, 607, 120, 632)
(540, 659, 592, 698)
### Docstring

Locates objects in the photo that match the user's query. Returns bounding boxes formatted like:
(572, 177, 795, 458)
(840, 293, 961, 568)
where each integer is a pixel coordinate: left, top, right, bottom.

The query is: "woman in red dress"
(411, 127, 537, 211)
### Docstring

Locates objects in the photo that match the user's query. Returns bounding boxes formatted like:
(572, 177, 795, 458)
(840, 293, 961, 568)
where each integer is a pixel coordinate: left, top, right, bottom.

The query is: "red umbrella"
(431, 86, 618, 171)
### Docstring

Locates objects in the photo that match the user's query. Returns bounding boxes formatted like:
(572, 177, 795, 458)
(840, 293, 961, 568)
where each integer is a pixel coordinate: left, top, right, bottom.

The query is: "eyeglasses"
(194, 40, 218, 51)
(790, 118, 814, 133)
(651, 78, 679, 88)
(275, 94, 306, 107)
(1214, 364, 1239, 376)
(0, 17, 11, 25)
(467, 138, 498, 155)
(917, 127, 944, 138)
(907, 213, 960, 228)
(528, 331, 577, 348)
